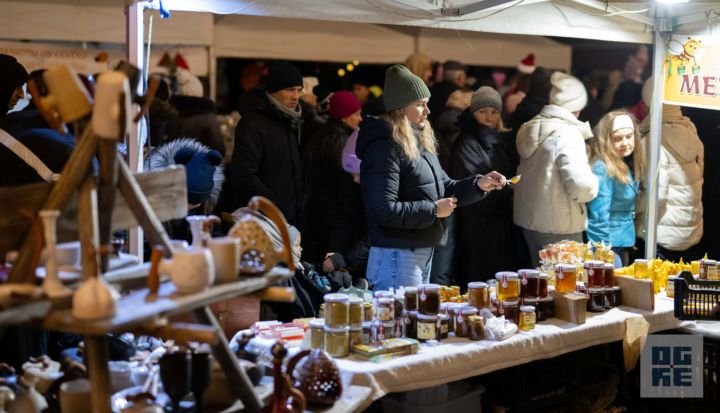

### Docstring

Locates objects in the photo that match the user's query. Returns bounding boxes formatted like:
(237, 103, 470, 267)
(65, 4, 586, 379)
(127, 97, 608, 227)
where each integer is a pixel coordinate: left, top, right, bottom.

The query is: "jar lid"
(363, 302, 373, 308)
(460, 306, 478, 314)
(524, 297, 539, 304)
(706, 260, 718, 265)
(612, 286, 621, 291)
(348, 297, 363, 304)
(520, 305, 535, 312)
(634, 258, 648, 264)
(502, 300, 519, 307)
(405, 286, 418, 294)
(409, 310, 418, 316)
(324, 293, 349, 303)
(584, 260, 604, 267)
(324, 326, 349, 333)
(495, 271, 518, 280)
(539, 273, 548, 279)
(310, 318, 325, 328)
(377, 297, 394, 304)
(588, 287, 605, 293)
(419, 283, 440, 292)
(544, 296, 554, 302)
(382, 320, 395, 327)
(417, 313, 437, 321)
(518, 269, 540, 278)
(438, 313, 449, 320)
(467, 315, 483, 322)
(604, 263, 615, 269)
(558, 264, 577, 271)
(468, 281, 489, 288)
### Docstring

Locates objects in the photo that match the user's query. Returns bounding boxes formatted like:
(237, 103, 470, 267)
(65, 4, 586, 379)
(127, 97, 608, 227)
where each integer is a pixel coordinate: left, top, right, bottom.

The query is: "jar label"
(558, 272, 564, 279)
(521, 276, 527, 286)
(457, 315, 463, 324)
(377, 307, 392, 321)
(420, 293, 427, 302)
(417, 322, 436, 339)
(502, 281, 508, 288)
(588, 269, 594, 276)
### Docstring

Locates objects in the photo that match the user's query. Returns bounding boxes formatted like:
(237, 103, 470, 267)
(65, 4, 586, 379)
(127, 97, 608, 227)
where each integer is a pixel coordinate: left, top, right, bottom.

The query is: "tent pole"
(645, 29, 665, 259)
(209, 45, 217, 101)
(126, 1, 145, 259)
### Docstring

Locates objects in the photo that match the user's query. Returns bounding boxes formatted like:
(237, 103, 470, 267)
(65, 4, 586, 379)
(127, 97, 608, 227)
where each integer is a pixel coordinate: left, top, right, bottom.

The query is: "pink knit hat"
(329, 91, 362, 120)
(341, 128, 361, 174)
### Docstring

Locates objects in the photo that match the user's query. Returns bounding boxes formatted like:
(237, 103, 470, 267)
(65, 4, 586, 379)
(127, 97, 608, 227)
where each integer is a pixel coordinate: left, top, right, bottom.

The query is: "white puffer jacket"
(636, 105, 704, 251)
(514, 105, 599, 234)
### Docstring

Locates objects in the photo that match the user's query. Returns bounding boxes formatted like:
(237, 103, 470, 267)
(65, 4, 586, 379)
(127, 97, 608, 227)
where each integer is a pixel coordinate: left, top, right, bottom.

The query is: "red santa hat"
(517, 53, 536, 74)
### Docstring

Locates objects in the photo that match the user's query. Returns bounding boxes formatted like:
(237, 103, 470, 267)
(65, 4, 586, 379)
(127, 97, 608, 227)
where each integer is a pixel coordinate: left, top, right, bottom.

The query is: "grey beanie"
(470, 86, 502, 113)
(383, 64, 431, 112)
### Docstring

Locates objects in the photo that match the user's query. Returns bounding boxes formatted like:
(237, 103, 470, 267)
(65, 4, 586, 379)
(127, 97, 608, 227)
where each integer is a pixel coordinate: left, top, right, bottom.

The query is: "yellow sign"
(663, 34, 720, 111)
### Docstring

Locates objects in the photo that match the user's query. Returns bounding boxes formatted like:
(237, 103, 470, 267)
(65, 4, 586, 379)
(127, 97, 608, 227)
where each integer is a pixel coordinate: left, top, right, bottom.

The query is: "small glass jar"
(454, 306, 478, 338)
(318, 303, 325, 319)
(585, 260, 605, 288)
(666, 276, 678, 299)
(416, 313, 439, 342)
(324, 326, 349, 358)
(418, 284, 441, 315)
(361, 321, 373, 344)
(500, 300, 519, 324)
(348, 297, 363, 328)
(309, 318, 325, 350)
(603, 263, 615, 287)
(405, 311, 418, 339)
(444, 303, 463, 333)
(467, 282, 489, 309)
(699, 259, 715, 280)
(376, 297, 395, 321)
(544, 297, 555, 319)
(587, 287, 605, 312)
(538, 273, 548, 298)
(394, 295, 405, 320)
(519, 269, 540, 298)
(634, 258, 649, 279)
(709, 262, 720, 281)
(612, 286, 622, 307)
(519, 305, 536, 331)
(495, 272, 520, 301)
(323, 293, 350, 328)
(468, 315, 485, 341)
(381, 320, 395, 339)
(555, 264, 577, 293)
(349, 327, 362, 348)
(405, 287, 418, 312)
(438, 313, 449, 339)
(524, 298, 543, 322)
(363, 302, 374, 322)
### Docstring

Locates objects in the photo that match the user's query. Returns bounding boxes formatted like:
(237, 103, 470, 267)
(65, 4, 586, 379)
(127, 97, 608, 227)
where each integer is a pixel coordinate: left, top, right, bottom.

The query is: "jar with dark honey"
(538, 273, 548, 298)
(468, 316, 485, 341)
(500, 300, 519, 324)
(544, 297, 555, 319)
(603, 263, 615, 287)
(584, 260, 605, 287)
(519, 269, 540, 297)
(587, 287, 605, 312)
(418, 284, 441, 315)
(467, 282, 489, 308)
(454, 306, 478, 337)
(404, 287, 418, 312)
(416, 313, 439, 342)
(405, 311, 418, 339)
(524, 297, 543, 322)
(438, 313, 449, 339)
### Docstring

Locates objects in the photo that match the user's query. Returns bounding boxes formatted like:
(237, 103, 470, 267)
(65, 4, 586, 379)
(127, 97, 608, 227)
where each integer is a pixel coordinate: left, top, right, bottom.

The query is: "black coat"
(450, 110, 517, 283)
(507, 92, 548, 173)
(229, 88, 304, 226)
(428, 81, 459, 125)
(356, 116, 484, 249)
(166, 95, 225, 156)
(302, 119, 367, 265)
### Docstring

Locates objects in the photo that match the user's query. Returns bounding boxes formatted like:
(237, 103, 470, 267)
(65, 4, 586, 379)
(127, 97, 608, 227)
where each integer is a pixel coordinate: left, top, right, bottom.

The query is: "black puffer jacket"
(356, 116, 484, 249)
(302, 119, 367, 265)
(166, 95, 225, 156)
(229, 88, 303, 226)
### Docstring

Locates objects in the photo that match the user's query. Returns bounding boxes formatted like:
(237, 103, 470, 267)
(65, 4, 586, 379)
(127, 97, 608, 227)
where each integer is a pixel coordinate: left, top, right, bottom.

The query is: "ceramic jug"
(286, 349, 342, 407)
(155, 248, 215, 294)
(228, 196, 295, 275)
(186, 215, 220, 248)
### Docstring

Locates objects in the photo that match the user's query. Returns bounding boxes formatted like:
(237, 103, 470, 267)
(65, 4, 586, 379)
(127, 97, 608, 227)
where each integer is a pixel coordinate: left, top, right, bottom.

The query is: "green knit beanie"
(382, 64, 431, 112)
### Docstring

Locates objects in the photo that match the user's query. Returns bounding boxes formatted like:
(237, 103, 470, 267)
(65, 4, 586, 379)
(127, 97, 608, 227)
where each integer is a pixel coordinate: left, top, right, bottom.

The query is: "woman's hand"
(435, 197, 457, 218)
(477, 171, 507, 192)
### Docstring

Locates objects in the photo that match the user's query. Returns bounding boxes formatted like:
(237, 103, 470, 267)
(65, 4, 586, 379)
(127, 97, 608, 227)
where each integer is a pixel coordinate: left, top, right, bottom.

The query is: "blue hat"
(174, 147, 223, 205)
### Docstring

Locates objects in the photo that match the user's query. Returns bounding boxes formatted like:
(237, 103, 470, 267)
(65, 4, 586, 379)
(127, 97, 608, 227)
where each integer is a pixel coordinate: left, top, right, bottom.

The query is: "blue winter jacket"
(587, 160, 639, 248)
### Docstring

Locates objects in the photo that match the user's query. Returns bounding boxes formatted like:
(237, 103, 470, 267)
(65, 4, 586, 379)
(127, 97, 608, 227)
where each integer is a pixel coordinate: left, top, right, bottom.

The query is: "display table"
(334, 295, 680, 405)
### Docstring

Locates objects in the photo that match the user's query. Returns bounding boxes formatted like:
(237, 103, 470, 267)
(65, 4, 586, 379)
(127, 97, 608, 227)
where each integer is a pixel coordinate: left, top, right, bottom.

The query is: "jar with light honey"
(348, 297, 363, 328)
(519, 305, 536, 331)
(323, 293, 349, 328)
(555, 264, 577, 293)
(467, 282, 489, 308)
(324, 326, 349, 357)
(634, 258, 649, 279)
(495, 272, 519, 301)
(309, 319, 325, 349)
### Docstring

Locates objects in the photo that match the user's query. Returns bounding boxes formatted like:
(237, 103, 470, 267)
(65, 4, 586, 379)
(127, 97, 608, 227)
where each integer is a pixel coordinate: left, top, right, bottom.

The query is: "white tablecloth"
(334, 296, 680, 402)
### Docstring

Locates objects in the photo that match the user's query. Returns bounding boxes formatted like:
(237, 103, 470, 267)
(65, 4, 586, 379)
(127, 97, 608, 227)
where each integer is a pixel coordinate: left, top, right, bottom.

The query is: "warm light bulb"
(353, 60, 360, 66)
(346, 64, 354, 72)
(338, 68, 346, 77)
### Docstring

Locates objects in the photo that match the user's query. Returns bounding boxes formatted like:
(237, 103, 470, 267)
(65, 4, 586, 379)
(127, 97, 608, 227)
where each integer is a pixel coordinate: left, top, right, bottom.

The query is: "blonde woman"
(588, 110, 646, 266)
(355, 65, 506, 291)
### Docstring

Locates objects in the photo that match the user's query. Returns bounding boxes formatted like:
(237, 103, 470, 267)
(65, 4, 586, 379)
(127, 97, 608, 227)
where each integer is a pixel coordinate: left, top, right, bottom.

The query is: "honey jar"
(309, 319, 325, 349)
(376, 297, 395, 321)
(348, 297, 363, 328)
(454, 306, 478, 338)
(555, 264, 577, 293)
(525, 297, 544, 322)
(416, 313, 439, 342)
(538, 273, 548, 298)
(584, 260, 605, 287)
(467, 282, 489, 308)
(500, 300, 519, 324)
(362, 321, 373, 344)
(438, 313, 449, 339)
(611, 286, 622, 307)
(444, 302, 463, 333)
(349, 327, 362, 347)
(519, 305, 536, 331)
(691, 260, 701, 277)
(519, 269, 540, 297)
(418, 284, 441, 315)
(405, 311, 418, 339)
(666, 276, 678, 298)
(495, 272, 519, 301)
(394, 294, 405, 320)
(323, 293, 350, 328)
(405, 287, 418, 312)
(468, 316, 485, 341)
(324, 326, 349, 357)
(380, 320, 395, 339)
(634, 259, 649, 279)
(544, 296, 555, 319)
(699, 259, 715, 280)
(587, 287, 605, 312)
(708, 262, 720, 281)
(363, 302, 374, 322)
(603, 263, 615, 287)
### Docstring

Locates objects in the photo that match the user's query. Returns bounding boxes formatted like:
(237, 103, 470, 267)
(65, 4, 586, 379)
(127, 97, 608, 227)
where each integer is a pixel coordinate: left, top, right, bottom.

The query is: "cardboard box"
(551, 290, 587, 324)
(614, 275, 654, 311)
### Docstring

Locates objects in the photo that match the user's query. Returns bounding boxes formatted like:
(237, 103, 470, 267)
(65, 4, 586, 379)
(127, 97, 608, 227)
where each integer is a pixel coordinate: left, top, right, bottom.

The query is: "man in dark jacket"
(228, 62, 304, 227)
(0, 54, 28, 114)
(429, 60, 467, 125)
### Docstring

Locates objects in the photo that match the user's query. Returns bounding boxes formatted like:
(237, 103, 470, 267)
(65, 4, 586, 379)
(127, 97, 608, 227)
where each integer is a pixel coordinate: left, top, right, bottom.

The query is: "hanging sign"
(663, 34, 720, 111)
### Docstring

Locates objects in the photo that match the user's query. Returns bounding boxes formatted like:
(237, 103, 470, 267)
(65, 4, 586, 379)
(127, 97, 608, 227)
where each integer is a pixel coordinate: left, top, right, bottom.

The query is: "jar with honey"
(405, 287, 418, 312)
(634, 258, 649, 279)
(438, 313, 449, 339)
(454, 306, 478, 338)
(495, 272, 519, 301)
(375, 297, 395, 321)
(405, 311, 418, 339)
(309, 319, 325, 349)
(538, 273, 548, 298)
(468, 316, 485, 341)
(519, 305, 536, 331)
(467, 282, 489, 308)
(348, 297, 363, 328)
(555, 264, 577, 293)
(324, 326, 349, 357)
(500, 300, 519, 324)
(587, 287, 605, 312)
(603, 263, 615, 287)
(519, 269, 540, 297)
(418, 284, 441, 315)
(584, 260, 605, 287)
(323, 293, 350, 328)
(416, 313, 439, 342)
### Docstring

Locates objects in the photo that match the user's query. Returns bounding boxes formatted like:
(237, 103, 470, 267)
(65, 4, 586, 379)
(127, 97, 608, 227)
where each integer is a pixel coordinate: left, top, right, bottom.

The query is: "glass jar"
(666, 276, 678, 299)
(538, 273, 548, 298)
(438, 313, 449, 339)
(691, 260, 701, 277)
(444, 303, 463, 333)
(467, 282, 489, 308)
(519, 269, 540, 297)
(361, 321, 373, 344)
(634, 258, 649, 279)
(603, 263, 615, 287)
(468, 316, 485, 341)
(348, 297, 363, 328)
(519, 305, 536, 331)
(363, 302, 374, 322)
(495, 272, 519, 301)
(349, 327, 362, 348)
(454, 306, 478, 338)
(587, 287, 605, 312)
(376, 297, 395, 321)
(418, 284, 441, 315)
(612, 286, 622, 307)
(524, 298, 543, 322)
(405, 311, 418, 339)
(709, 262, 720, 281)
(324, 326, 349, 358)
(318, 303, 325, 319)
(394, 295, 405, 320)
(416, 313, 439, 342)
(323, 293, 350, 328)
(555, 264, 577, 293)
(309, 319, 325, 350)
(699, 259, 715, 280)
(544, 297, 555, 319)
(380, 320, 395, 339)
(405, 287, 418, 312)
(585, 260, 605, 288)
(500, 300, 519, 324)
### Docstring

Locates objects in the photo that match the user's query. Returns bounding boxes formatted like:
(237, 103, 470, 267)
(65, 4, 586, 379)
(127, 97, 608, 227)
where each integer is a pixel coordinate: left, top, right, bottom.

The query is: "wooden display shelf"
(43, 267, 292, 335)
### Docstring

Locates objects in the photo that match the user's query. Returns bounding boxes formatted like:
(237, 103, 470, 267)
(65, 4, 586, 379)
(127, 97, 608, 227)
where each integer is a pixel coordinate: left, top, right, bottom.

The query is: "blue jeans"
(366, 247, 434, 291)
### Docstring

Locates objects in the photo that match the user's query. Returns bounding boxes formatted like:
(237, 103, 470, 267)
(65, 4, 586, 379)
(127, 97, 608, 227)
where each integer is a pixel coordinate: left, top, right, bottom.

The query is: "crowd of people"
(0, 47, 713, 323)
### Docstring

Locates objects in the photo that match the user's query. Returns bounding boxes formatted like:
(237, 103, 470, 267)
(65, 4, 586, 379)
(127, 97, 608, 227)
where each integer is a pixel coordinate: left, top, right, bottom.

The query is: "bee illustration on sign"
(666, 37, 705, 76)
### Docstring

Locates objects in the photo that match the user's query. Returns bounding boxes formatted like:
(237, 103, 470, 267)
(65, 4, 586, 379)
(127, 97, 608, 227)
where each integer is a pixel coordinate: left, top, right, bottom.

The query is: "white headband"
(611, 114, 634, 133)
